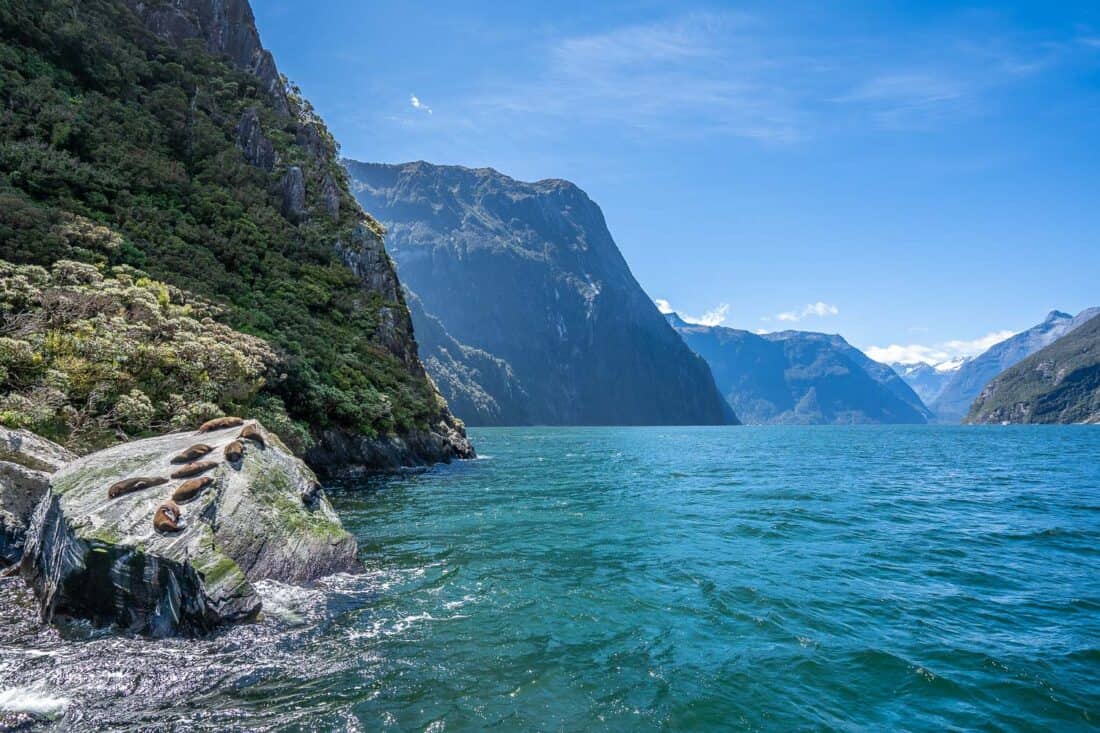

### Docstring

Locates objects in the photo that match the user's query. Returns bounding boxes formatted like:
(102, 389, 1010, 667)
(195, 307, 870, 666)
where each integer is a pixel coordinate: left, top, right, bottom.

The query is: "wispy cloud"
(409, 95, 433, 114)
(655, 298, 730, 327)
(773, 301, 840, 322)
(476, 13, 805, 143)
(450, 9, 1090, 146)
(865, 329, 1016, 365)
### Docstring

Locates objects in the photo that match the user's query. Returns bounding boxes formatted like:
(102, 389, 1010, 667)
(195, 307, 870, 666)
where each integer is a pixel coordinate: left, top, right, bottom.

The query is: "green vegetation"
(0, 259, 279, 452)
(0, 0, 442, 454)
(966, 315, 1100, 424)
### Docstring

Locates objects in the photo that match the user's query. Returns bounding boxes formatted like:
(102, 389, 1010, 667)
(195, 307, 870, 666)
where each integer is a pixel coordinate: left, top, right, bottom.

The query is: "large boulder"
(19, 421, 360, 637)
(0, 427, 75, 566)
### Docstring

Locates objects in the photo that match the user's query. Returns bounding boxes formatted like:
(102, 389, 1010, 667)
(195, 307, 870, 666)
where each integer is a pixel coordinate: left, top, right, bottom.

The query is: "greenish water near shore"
(1, 426, 1097, 730)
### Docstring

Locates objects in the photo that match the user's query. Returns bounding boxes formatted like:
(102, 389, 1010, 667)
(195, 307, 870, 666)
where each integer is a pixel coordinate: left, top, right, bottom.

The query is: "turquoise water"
(1, 426, 1098, 730)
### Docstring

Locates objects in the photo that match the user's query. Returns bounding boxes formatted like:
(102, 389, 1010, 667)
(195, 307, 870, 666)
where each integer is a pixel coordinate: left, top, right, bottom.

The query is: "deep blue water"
(1, 426, 1098, 730)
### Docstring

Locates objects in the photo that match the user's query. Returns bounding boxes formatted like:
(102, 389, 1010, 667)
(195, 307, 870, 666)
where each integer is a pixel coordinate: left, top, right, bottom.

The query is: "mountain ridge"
(929, 308, 1100, 422)
(667, 316, 930, 425)
(345, 159, 738, 427)
(967, 314, 1100, 424)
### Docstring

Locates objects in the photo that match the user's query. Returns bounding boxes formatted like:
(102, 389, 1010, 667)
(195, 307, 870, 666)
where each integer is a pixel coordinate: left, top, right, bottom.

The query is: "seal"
(197, 416, 245, 433)
(301, 480, 322, 506)
(153, 501, 182, 533)
(170, 461, 217, 479)
(108, 476, 168, 499)
(172, 476, 214, 504)
(170, 444, 213, 464)
(237, 423, 266, 448)
(224, 440, 244, 463)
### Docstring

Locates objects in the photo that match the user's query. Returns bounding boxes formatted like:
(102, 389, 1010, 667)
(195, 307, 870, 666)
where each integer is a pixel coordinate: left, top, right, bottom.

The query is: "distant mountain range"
(968, 313, 1100, 424)
(667, 314, 930, 425)
(913, 309, 1100, 423)
(891, 359, 969, 408)
(345, 160, 737, 427)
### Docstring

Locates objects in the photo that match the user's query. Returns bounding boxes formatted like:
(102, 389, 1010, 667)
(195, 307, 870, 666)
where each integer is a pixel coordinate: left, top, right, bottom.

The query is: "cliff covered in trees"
(0, 0, 471, 472)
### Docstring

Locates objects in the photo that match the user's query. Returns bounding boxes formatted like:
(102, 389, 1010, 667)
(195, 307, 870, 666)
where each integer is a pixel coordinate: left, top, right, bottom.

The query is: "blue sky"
(253, 1, 1100, 364)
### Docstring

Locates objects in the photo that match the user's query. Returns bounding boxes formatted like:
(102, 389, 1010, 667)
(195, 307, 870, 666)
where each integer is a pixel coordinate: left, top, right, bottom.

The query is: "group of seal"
(104, 417, 268, 534)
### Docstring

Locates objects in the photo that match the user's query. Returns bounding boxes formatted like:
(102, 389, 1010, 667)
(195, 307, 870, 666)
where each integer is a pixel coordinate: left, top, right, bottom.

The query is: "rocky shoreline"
(0, 422, 372, 637)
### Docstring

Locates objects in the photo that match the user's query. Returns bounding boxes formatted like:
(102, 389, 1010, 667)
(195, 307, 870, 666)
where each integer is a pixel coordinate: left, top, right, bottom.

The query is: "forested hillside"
(0, 0, 470, 468)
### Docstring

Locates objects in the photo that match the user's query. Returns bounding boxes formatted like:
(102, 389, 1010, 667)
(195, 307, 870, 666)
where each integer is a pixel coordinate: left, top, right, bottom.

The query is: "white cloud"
(865, 329, 1016, 365)
(774, 301, 839, 322)
(409, 95, 432, 114)
(655, 298, 729, 327)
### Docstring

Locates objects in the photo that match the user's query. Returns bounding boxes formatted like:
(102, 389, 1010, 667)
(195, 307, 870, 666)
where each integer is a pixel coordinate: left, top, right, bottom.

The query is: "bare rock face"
(19, 421, 359, 637)
(235, 107, 275, 170)
(308, 420, 475, 478)
(0, 428, 75, 566)
(321, 173, 341, 220)
(280, 165, 306, 222)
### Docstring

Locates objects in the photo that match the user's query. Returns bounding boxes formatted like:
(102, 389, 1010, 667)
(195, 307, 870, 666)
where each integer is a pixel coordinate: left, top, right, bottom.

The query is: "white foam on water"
(254, 579, 326, 626)
(0, 684, 70, 717)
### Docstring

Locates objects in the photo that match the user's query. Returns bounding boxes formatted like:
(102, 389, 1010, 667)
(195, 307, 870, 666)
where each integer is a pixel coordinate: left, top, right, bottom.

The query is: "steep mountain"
(892, 359, 969, 407)
(0, 0, 471, 471)
(404, 289, 530, 426)
(667, 315, 929, 425)
(344, 160, 737, 427)
(967, 314, 1100, 424)
(930, 309, 1100, 423)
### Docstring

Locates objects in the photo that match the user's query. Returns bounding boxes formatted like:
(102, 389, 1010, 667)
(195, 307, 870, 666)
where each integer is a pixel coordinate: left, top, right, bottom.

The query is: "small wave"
(0, 684, 69, 717)
(254, 580, 326, 626)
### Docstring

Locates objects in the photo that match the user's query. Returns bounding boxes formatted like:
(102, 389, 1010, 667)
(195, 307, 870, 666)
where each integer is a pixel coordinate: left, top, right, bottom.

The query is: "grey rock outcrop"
(321, 173, 341, 220)
(19, 421, 359, 636)
(0, 428, 75, 567)
(235, 107, 275, 170)
(308, 419, 475, 477)
(280, 165, 306, 221)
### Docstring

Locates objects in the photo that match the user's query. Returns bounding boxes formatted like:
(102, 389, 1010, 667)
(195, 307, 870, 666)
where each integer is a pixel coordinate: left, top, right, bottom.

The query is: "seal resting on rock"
(237, 423, 265, 448)
(171, 444, 213, 464)
(224, 440, 244, 463)
(301, 480, 322, 506)
(197, 416, 245, 433)
(152, 501, 182, 533)
(172, 476, 214, 504)
(108, 476, 168, 499)
(170, 461, 217, 479)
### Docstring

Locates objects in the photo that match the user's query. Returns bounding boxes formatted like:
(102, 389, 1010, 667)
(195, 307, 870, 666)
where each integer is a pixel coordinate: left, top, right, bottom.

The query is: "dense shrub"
(0, 259, 278, 452)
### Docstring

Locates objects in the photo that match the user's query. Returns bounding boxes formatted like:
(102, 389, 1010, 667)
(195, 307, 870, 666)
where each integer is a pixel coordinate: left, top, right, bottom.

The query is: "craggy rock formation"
(280, 165, 307, 221)
(0, 428, 75, 566)
(19, 421, 359, 636)
(235, 107, 276, 171)
(345, 160, 736, 427)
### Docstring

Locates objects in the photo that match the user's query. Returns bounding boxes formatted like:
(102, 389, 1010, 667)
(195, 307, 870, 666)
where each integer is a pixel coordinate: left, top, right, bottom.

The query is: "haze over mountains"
(667, 315, 930, 425)
(345, 160, 736, 427)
